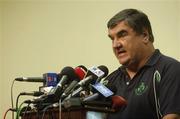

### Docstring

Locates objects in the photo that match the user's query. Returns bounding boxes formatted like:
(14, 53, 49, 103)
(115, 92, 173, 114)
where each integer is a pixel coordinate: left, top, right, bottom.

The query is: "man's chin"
(118, 60, 129, 66)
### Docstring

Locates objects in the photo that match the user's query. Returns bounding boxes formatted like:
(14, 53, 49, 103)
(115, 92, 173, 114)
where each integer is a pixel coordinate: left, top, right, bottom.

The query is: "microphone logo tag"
(89, 66, 104, 78)
(43, 73, 58, 87)
(92, 83, 114, 97)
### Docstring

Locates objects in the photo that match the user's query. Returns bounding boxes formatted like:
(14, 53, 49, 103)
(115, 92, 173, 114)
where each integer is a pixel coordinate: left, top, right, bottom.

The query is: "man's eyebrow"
(116, 30, 127, 36)
(108, 34, 112, 38)
(108, 34, 114, 40)
(107, 29, 127, 39)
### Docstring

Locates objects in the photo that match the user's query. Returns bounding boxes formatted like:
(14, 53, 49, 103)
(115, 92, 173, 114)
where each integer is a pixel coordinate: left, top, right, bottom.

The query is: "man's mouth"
(117, 49, 126, 55)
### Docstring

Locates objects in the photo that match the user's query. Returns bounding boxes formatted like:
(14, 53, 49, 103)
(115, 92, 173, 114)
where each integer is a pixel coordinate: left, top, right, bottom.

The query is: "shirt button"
(126, 82, 130, 85)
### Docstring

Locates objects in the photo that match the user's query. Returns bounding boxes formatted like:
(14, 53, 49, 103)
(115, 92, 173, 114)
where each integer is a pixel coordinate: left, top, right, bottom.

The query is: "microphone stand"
(59, 99, 62, 119)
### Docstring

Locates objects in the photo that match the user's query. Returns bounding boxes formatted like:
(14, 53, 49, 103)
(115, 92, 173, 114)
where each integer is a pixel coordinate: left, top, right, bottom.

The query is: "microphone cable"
(16, 101, 26, 119)
(41, 105, 51, 119)
(3, 108, 16, 119)
(15, 93, 21, 113)
(11, 79, 16, 119)
(41, 102, 59, 119)
(21, 102, 31, 118)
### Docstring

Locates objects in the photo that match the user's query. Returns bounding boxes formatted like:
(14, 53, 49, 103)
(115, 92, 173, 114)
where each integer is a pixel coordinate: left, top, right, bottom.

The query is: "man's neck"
(126, 47, 155, 79)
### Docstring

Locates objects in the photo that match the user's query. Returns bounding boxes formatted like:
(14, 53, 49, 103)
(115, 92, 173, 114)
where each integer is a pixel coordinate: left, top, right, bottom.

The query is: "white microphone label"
(89, 66, 104, 78)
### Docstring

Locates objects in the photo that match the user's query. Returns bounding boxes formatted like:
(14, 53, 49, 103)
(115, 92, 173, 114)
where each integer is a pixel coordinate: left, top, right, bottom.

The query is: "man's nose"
(112, 39, 121, 48)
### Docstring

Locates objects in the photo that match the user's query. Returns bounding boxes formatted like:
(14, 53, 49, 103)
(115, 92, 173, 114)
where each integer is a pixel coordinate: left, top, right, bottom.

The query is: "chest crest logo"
(135, 82, 148, 95)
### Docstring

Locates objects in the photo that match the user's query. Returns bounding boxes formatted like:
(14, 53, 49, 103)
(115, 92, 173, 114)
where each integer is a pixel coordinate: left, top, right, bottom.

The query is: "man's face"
(108, 21, 146, 67)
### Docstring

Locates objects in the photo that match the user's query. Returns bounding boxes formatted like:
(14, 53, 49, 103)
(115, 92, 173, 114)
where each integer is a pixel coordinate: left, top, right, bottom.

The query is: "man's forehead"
(108, 21, 133, 35)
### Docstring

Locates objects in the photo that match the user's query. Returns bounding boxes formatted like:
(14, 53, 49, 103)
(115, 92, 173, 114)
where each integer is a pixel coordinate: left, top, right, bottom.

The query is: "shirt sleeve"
(159, 61, 180, 116)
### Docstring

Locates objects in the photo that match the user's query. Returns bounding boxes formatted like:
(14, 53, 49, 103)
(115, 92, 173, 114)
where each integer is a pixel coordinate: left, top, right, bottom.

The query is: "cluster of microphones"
(15, 65, 127, 116)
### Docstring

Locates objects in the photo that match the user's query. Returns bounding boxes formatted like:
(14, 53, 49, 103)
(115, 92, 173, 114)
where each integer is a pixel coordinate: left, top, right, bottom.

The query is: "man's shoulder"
(158, 53, 180, 68)
(155, 53, 180, 77)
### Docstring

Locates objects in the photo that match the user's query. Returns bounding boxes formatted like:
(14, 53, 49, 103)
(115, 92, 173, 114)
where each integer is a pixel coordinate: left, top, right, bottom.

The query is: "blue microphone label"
(43, 73, 58, 87)
(92, 83, 114, 97)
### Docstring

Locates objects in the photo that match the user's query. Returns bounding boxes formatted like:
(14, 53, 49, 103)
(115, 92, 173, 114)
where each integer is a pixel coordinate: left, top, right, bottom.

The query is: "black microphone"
(83, 95, 127, 112)
(34, 66, 77, 104)
(15, 77, 44, 82)
(20, 91, 44, 97)
(49, 66, 77, 97)
(60, 66, 87, 100)
(84, 86, 127, 112)
(15, 73, 58, 87)
(96, 65, 109, 82)
(77, 65, 109, 87)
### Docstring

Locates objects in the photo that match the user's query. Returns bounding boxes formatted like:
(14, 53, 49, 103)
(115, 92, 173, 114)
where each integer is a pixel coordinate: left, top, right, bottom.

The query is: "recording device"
(80, 77, 127, 113)
(60, 66, 87, 100)
(78, 65, 109, 86)
(29, 67, 76, 111)
(82, 82, 127, 112)
(95, 65, 109, 83)
(20, 91, 44, 97)
(32, 66, 86, 107)
(83, 82, 114, 102)
(82, 95, 127, 112)
(65, 65, 109, 99)
(43, 73, 58, 87)
(81, 77, 127, 111)
(62, 97, 115, 112)
(15, 77, 44, 82)
(111, 95, 127, 109)
(63, 94, 127, 113)
(81, 82, 115, 113)
(39, 66, 77, 102)
(15, 73, 58, 87)
(16, 65, 127, 115)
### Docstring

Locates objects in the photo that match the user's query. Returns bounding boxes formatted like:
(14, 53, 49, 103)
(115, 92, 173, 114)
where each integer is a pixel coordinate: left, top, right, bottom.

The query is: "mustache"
(115, 47, 126, 52)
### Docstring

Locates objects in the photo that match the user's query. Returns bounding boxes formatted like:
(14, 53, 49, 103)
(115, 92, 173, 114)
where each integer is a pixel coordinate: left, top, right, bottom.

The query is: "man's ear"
(142, 30, 149, 44)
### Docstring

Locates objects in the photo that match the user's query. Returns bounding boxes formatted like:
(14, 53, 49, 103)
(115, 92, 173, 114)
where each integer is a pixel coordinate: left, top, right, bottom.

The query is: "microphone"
(83, 83, 127, 112)
(62, 95, 127, 113)
(83, 82, 115, 102)
(65, 65, 109, 99)
(43, 73, 58, 87)
(83, 95, 127, 112)
(20, 91, 44, 97)
(96, 65, 109, 82)
(34, 66, 77, 104)
(47, 66, 77, 97)
(74, 65, 87, 79)
(111, 95, 127, 109)
(60, 65, 87, 100)
(77, 65, 109, 87)
(15, 73, 58, 87)
(15, 77, 44, 82)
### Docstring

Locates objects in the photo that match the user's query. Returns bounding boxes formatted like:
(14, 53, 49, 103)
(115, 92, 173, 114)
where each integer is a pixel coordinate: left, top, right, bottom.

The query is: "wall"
(1, 0, 180, 118)
(0, 2, 3, 118)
